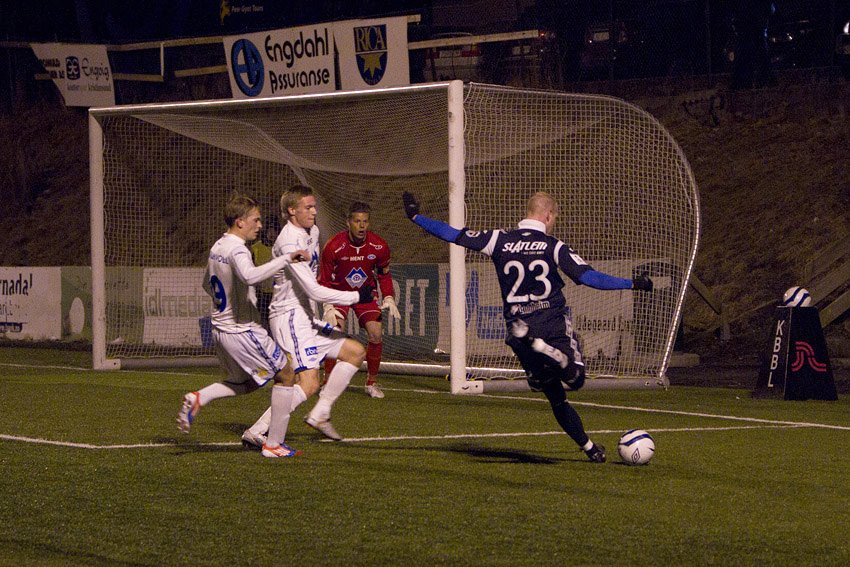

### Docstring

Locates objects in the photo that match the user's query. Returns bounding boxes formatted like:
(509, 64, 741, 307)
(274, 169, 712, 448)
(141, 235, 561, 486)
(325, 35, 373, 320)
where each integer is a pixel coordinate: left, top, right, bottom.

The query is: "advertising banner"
(436, 263, 507, 358)
(106, 267, 145, 345)
(754, 306, 837, 400)
(224, 23, 336, 99)
(139, 264, 440, 353)
(0, 268, 61, 339)
(436, 260, 672, 363)
(143, 268, 209, 347)
(339, 264, 440, 358)
(30, 43, 115, 107)
(335, 17, 410, 91)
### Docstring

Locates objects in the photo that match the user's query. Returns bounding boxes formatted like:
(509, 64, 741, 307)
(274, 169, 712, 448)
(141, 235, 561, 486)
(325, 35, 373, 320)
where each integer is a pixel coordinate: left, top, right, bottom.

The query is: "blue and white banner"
(335, 17, 410, 91)
(224, 23, 336, 99)
(436, 260, 672, 361)
(30, 43, 115, 107)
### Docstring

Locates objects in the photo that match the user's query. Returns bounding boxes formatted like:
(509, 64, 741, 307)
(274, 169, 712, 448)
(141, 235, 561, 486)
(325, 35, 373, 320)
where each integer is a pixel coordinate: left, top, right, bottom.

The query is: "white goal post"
(89, 80, 699, 393)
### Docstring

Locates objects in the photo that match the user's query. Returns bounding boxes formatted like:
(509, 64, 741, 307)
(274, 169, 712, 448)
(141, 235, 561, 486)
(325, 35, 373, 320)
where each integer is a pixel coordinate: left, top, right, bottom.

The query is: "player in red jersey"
(319, 202, 400, 398)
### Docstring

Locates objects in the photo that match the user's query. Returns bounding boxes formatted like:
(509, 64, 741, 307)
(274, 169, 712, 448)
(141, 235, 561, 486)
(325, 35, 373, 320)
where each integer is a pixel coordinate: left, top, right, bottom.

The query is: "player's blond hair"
(224, 194, 259, 227)
(527, 192, 557, 218)
(280, 185, 313, 220)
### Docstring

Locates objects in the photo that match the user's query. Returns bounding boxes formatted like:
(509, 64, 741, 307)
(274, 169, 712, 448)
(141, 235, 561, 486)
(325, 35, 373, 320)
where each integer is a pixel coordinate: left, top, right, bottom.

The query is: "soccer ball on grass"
(617, 429, 655, 466)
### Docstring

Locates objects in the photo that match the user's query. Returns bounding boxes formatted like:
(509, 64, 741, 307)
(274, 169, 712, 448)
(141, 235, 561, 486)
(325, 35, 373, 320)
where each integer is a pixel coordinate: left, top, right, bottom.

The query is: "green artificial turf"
(1, 348, 849, 566)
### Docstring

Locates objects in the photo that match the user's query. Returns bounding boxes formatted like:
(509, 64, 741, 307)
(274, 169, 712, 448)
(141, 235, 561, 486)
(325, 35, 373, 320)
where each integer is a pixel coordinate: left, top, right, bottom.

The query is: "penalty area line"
(571, 400, 850, 431)
(1, 424, 804, 450)
(336, 424, 804, 443)
(381, 387, 850, 432)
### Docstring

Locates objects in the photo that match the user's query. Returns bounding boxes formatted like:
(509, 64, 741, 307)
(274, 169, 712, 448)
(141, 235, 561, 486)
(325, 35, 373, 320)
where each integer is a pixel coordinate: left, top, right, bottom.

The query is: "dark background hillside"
(640, 80, 850, 362)
(1, 0, 849, 366)
(1, 77, 848, 364)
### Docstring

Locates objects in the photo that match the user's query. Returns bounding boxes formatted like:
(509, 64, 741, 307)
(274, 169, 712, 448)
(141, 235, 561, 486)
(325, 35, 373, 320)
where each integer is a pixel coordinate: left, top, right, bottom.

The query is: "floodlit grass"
(1, 347, 850, 565)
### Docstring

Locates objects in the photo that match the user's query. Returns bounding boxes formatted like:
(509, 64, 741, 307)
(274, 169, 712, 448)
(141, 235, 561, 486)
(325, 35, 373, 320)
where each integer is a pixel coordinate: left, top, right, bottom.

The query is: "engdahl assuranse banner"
(224, 17, 409, 99)
(224, 22, 336, 98)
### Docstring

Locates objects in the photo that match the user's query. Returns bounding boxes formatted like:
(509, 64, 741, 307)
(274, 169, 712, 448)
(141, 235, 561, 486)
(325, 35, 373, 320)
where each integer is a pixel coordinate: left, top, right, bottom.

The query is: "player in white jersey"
(177, 194, 309, 458)
(241, 185, 371, 446)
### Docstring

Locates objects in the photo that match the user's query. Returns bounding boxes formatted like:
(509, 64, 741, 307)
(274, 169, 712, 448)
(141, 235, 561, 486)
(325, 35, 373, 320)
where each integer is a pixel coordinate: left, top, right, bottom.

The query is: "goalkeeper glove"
(632, 273, 654, 292)
(358, 285, 375, 304)
(381, 296, 401, 320)
(322, 303, 343, 327)
(402, 192, 420, 220)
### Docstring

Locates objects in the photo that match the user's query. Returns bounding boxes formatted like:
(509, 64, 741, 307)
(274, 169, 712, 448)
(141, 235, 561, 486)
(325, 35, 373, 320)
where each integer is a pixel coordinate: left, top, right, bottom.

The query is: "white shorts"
(213, 326, 288, 386)
(270, 308, 348, 373)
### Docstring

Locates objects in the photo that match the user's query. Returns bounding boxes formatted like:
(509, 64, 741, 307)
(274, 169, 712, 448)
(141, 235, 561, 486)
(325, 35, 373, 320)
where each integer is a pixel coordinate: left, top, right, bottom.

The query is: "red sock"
(366, 342, 382, 383)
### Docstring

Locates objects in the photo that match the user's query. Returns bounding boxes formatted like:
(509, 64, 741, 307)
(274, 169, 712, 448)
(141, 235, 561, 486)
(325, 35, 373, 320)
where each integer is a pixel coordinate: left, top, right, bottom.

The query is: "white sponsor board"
(0, 268, 62, 339)
(143, 268, 209, 347)
(224, 23, 336, 99)
(30, 43, 115, 107)
(335, 17, 410, 91)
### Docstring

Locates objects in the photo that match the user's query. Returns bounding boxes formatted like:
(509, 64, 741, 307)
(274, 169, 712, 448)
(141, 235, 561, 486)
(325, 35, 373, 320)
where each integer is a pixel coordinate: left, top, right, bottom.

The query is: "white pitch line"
(377, 387, 850, 432)
(337, 424, 804, 443)
(570, 400, 850, 431)
(0, 362, 91, 371)
(2, 368, 848, 442)
(0, 434, 241, 449)
(0, 361, 209, 378)
(0, 424, 806, 450)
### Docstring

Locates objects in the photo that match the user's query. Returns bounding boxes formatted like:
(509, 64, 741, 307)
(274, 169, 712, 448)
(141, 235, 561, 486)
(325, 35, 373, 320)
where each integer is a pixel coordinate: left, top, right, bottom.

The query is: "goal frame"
(89, 82, 468, 375)
(89, 80, 699, 393)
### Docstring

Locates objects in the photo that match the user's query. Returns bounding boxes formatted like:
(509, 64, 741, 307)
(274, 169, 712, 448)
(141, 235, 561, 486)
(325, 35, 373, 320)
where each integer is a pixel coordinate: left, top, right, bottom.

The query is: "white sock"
(197, 382, 238, 406)
(582, 440, 594, 452)
(267, 385, 295, 447)
(247, 406, 271, 436)
(290, 384, 307, 410)
(250, 385, 308, 436)
(309, 360, 357, 421)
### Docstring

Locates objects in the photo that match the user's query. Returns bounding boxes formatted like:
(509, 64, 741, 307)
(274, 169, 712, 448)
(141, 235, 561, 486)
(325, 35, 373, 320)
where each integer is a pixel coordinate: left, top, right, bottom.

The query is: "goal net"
(89, 81, 699, 393)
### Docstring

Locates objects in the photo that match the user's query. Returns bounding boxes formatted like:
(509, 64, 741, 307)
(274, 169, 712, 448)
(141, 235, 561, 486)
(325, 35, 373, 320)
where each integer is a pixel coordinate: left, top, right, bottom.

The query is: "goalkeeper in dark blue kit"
(403, 191, 653, 463)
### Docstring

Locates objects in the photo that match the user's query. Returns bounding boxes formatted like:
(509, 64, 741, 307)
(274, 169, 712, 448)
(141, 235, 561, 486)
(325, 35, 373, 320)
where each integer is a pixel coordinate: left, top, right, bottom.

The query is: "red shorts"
(335, 301, 382, 327)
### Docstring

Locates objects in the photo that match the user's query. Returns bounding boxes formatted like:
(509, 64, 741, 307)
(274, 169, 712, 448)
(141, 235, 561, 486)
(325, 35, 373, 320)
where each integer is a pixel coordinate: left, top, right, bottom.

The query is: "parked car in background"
(422, 29, 561, 88)
(483, 29, 561, 88)
(579, 19, 641, 79)
(722, 0, 846, 74)
(577, 1, 709, 81)
(423, 32, 483, 82)
(767, 15, 832, 68)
